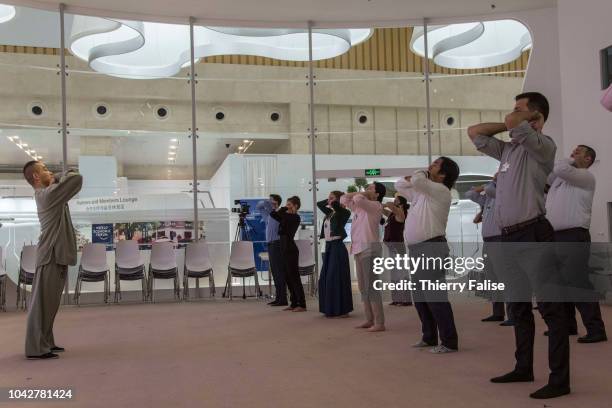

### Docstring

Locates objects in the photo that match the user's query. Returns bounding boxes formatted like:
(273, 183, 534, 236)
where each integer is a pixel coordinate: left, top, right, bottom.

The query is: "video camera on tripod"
(231, 200, 250, 217)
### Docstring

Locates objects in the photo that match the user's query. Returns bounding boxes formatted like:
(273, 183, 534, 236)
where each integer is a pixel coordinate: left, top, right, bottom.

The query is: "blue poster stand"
(236, 199, 267, 271)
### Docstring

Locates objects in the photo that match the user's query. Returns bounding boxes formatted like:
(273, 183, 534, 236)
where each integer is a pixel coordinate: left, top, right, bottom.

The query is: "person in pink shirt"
(340, 182, 386, 332)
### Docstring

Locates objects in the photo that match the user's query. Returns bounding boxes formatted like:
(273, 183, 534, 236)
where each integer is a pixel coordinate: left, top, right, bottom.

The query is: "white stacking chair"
(183, 241, 215, 299)
(114, 240, 147, 302)
(147, 242, 179, 302)
(224, 241, 260, 300)
(17, 245, 37, 310)
(296, 239, 317, 297)
(74, 243, 110, 305)
(0, 247, 7, 312)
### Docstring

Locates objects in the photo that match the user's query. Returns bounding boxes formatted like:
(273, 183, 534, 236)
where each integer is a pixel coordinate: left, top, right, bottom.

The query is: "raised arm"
(509, 121, 556, 164)
(339, 192, 361, 211)
(46, 171, 83, 208)
(411, 170, 450, 199)
(385, 203, 406, 223)
(317, 199, 333, 216)
(484, 181, 496, 198)
(551, 158, 595, 189)
(352, 194, 382, 213)
(467, 122, 508, 141)
(464, 188, 486, 207)
(269, 207, 287, 222)
(468, 123, 508, 161)
(394, 178, 415, 202)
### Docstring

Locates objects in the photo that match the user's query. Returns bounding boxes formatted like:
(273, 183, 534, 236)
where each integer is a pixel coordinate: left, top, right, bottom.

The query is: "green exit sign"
(365, 168, 381, 176)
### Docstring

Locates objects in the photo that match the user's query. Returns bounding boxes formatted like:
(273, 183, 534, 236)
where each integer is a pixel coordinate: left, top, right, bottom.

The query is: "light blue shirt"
(256, 200, 280, 242)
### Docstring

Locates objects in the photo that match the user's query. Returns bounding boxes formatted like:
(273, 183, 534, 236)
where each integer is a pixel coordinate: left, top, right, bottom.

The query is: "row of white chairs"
(9, 239, 316, 309)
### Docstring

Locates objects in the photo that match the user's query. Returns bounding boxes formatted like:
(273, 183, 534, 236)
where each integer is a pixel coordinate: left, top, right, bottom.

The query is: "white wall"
(557, 0, 612, 242)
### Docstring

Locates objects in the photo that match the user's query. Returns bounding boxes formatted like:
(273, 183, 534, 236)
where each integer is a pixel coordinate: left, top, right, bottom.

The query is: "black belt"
(501, 215, 547, 236)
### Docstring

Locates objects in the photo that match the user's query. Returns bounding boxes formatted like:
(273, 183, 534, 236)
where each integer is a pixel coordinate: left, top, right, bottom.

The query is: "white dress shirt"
(394, 170, 452, 245)
(545, 158, 595, 231)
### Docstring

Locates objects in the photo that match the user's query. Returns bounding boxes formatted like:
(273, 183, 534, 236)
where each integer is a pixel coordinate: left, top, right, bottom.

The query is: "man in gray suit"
(23, 161, 82, 359)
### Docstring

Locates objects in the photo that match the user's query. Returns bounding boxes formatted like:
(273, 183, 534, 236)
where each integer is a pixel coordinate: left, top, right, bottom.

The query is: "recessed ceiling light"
(169, 145, 177, 150)
(170, 138, 177, 142)
(168, 151, 176, 156)
(243, 139, 250, 143)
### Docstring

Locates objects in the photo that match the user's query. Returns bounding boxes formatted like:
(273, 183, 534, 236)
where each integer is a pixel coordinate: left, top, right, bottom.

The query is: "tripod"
(222, 214, 263, 299)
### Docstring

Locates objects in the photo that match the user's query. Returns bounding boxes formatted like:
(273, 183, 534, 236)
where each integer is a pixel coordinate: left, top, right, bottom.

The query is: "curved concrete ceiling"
(6, 0, 556, 26)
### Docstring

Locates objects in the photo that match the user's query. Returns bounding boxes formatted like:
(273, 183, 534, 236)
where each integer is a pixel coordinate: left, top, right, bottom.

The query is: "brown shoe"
(292, 307, 307, 312)
(283, 306, 295, 311)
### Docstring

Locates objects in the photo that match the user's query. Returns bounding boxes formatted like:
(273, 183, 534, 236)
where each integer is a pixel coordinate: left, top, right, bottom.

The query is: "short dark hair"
(287, 196, 301, 210)
(330, 190, 344, 201)
(579, 144, 597, 167)
(373, 182, 386, 202)
(269, 194, 282, 206)
(23, 160, 39, 186)
(515, 92, 550, 122)
(438, 157, 460, 190)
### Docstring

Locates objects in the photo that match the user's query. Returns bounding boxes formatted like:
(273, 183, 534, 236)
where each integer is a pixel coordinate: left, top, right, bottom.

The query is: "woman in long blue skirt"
(317, 191, 353, 317)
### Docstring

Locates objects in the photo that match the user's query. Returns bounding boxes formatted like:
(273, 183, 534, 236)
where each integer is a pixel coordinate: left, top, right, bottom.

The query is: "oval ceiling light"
(410, 20, 532, 70)
(69, 15, 372, 79)
(0, 4, 16, 24)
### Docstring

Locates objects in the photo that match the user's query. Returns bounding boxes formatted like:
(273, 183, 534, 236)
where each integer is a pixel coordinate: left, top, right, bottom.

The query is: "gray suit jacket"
(35, 171, 83, 267)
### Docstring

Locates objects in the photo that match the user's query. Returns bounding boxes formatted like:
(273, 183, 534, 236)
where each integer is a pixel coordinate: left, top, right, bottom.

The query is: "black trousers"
(267, 240, 287, 303)
(484, 235, 506, 318)
(282, 239, 305, 308)
(554, 228, 606, 337)
(409, 237, 459, 350)
(501, 218, 569, 388)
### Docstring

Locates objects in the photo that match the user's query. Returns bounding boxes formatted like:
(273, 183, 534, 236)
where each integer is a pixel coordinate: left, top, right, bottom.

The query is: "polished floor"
(0, 298, 610, 408)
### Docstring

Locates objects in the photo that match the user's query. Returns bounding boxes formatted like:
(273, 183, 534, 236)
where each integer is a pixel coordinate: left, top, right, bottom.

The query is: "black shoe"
(544, 330, 578, 336)
(499, 320, 515, 327)
(267, 301, 279, 306)
(27, 352, 59, 360)
(50, 346, 65, 353)
(578, 333, 608, 344)
(271, 302, 288, 307)
(482, 315, 504, 322)
(529, 384, 570, 399)
(490, 371, 534, 383)
(389, 302, 399, 306)
(400, 302, 413, 306)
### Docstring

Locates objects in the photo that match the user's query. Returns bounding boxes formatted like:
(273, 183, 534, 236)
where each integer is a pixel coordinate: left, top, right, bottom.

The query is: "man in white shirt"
(395, 156, 460, 353)
(546, 145, 607, 344)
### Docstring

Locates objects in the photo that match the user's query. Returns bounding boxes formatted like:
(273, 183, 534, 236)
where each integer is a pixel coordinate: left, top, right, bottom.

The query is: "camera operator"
(256, 195, 288, 306)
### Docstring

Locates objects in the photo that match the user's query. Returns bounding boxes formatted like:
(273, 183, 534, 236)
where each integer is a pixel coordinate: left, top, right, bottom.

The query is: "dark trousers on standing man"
(409, 236, 459, 350)
(500, 217, 569, 388)
(554, 228, 606, 338)
(483, 235, 507, 318)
